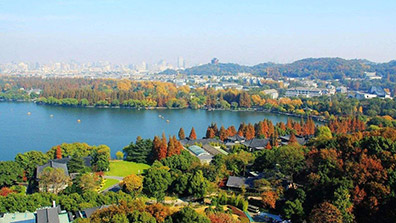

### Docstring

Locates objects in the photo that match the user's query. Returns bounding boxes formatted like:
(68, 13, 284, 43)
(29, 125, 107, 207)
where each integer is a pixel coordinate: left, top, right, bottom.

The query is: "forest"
(1, 77, 396, 120)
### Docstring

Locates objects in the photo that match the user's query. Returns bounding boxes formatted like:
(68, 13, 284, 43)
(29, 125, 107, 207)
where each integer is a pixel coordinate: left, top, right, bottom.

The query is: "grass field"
(105, 160, 150, 177)
(100, 178, 120, 191)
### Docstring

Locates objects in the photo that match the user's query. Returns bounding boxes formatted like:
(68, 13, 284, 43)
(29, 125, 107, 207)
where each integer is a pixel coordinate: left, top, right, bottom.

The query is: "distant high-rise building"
(177, 57, 185, 69)
(211, 58, 219, 65)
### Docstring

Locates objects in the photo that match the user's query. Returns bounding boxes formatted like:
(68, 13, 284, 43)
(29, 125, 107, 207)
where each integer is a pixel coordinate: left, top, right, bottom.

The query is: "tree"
(79, 173, 101, 192)
(261, 191, 278, 209)
(189, 127, 197, 140)
(38, 167, 71, 194)
(188, 170, 208, 198)
(178, 128, 186, 140)
(91, 145, 110, 172)
(159, 133, 168, 160)
(283, 199, 305, 222)
(166, 136, 177, 157)
(227, 125, 237, 136)
(289, 133, 298, 144)
(124, 138, 154, 164)
(265, 142, 272, 150)
(143, 164, 172, 201)
(275, 145, 305, 180)
(219, 125, 228, 141)
(309, 202, 342, 223)
(153, 136, 162, 161)
(15, 151, 49, 180)
(116, 151, 124, 160)
(89, 204, 129, 223)
(0, 187, 15, 197)
(128, 211, 156, 223)
(173, 173, 190, 195)
(245, 123, 255, 140)
(146, 203, 171, 223)
(119, 174, 143, 197)
(238, 92, 251, 108)
(206, 127, 216, 139)
(333, 187, 355, 223)
(0, 161, 23, 187)
(68, 154, 89, 174)
(316, 126, 333, 140)
(207, 213, 240, 223)
(169, 207, 210, 223)
(47, 143, 93, 158)
(56, 146, 62, 159)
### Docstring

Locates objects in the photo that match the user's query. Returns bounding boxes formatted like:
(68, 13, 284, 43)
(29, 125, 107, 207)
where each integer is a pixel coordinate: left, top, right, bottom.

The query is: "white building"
(285, 87, 323, 97)
(262, 89, 279, 99)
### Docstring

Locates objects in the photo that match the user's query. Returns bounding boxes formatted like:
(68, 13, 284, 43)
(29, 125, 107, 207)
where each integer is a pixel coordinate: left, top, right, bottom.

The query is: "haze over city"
(1, 0, 396, 65)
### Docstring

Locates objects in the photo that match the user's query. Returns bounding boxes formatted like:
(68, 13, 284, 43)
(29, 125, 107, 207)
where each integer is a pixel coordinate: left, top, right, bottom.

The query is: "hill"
(162, 58, 396, 81)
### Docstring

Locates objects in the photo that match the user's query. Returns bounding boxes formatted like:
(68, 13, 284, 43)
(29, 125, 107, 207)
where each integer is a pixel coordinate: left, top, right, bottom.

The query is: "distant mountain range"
(161, 58, 396, 81)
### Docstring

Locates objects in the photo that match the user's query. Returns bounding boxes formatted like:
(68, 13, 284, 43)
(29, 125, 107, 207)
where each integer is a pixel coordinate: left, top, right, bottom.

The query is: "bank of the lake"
(0, 102, 300, 161)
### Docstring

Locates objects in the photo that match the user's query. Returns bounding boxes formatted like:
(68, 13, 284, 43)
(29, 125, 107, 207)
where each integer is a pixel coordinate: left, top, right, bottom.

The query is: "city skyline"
(0, 0, 396, 65)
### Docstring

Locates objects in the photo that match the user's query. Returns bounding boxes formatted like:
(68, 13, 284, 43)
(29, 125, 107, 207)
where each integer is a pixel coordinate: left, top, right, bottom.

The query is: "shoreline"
(0, 99, 327, 123)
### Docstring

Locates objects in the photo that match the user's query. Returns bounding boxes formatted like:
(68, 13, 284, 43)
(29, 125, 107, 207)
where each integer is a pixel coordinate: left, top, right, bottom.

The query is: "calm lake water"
(0, 102, 297, 161)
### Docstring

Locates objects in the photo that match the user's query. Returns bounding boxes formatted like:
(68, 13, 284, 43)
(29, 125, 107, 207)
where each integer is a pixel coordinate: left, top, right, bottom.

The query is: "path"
(101, 176, 123, 193)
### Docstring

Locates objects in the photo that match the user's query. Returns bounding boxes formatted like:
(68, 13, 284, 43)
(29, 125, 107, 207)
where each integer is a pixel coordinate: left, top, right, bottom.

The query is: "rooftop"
(187, 145, 211, 157)
(0, 212, 35, 223)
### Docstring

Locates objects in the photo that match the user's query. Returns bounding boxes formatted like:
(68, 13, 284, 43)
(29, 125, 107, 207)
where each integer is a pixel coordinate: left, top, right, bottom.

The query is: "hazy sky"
(0, 0, 395, 65)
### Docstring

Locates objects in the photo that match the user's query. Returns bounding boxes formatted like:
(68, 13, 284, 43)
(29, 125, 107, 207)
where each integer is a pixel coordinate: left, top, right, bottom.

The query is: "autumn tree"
(265, 142, 272, 150)
(219, 125, 228, 141)
(146, 203, 171, 223)
(79, 172, 101, 192)
(289, 133, 298, 144)
(245, 123, 255, 140)
(56, 146, 62, 159)
(174, 136, 183, 155)
(189, 127, 197, 140)
(206, 127, 215, 139)
(166, 136, 178, 157)
(309, 202, 342, 223)
(119, 174, 143, 197)
(227, 125, 237, 136)
(153, 136, 162, 161)
(207, 213, 240, 223)
(261, 191, 279, 209)
(116, 151, 124, 160)
(178, 128, 185, 140)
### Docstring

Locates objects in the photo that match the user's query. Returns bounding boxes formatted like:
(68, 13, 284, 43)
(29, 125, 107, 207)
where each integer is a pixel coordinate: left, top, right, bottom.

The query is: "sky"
(0, 0, 395, 65)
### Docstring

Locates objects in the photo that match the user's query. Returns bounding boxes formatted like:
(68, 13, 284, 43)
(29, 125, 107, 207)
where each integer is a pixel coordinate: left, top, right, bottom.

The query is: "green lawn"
(105, 160, 150, 177)
(100, 178, 120, 192)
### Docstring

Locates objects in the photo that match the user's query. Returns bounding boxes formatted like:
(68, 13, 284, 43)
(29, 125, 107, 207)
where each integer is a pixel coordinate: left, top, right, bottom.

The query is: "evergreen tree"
(67, 154, 86, 173)
(123, 138, 154, 164)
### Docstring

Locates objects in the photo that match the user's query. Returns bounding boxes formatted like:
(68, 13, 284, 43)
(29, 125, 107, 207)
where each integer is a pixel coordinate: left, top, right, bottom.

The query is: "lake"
(0, 102, 297, 161)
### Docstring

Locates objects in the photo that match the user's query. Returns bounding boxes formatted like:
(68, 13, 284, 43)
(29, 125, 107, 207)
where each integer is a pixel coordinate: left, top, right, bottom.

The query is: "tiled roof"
(36, 207, 60, 223)
(37, 161, 69, 177)
(242, 138, 270, 150)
